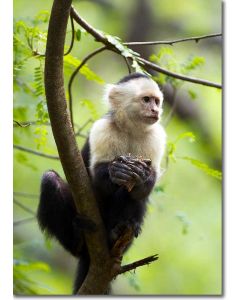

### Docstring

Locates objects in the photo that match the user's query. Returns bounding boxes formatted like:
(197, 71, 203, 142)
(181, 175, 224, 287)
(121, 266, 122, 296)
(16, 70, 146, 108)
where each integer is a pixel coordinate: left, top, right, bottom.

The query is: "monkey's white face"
(125, 79, 163, 125)
(138, 94, 161, 124)
(106, 77, 164, 127)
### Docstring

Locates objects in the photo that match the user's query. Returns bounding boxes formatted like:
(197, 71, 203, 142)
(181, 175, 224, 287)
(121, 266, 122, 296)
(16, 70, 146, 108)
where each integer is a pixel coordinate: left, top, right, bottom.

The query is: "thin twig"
(71, 6, 221, 89)
(13, 120, 51, 127)
(138, 57, 222, 89)
(13, 120, 31, 128)
(13, 217, 36, 227)
(77, 118, 93, 132)
(75, 132, 88, 139)
(13, 192, 39, 199)
(124, 33, 222, 46)
(68, 46, 107, 130)
(75, 119, 92, 138)
(13, 144, 59, 160)
(13, 198, 36, 215)
(64, 13, 75, 56)
(118, 254, 159, 275)
(123, 56, 132, 74)
(13, 120, 88, 139)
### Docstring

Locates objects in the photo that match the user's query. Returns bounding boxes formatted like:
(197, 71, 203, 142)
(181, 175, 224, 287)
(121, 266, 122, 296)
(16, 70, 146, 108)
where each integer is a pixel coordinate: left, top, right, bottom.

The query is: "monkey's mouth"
(144, 115, 159, 123)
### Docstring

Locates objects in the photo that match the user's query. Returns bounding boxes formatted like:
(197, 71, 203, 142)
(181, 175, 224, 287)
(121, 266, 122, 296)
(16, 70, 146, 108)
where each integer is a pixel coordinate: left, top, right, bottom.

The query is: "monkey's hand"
(109, 155, 151, 191)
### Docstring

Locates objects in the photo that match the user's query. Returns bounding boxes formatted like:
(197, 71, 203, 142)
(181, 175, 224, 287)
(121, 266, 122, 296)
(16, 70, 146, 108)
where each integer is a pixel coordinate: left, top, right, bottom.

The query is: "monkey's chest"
(114, 133, 155, 161)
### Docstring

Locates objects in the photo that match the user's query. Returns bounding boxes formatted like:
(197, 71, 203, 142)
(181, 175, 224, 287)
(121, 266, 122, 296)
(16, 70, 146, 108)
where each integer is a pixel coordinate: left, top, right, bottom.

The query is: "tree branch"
(70, 6, 221, 89)
(13, 120, 50, 127)
(45, 0, 112, 294)
(124, 33, 222, 46)
(68, 46, 107, 129)
(123, 56, 132, 74)
(118, 254, 159, 275)
(64, 13, 75, 56)
(13, 120, 31, 127)
(138, 57, 222, 89)
(13, 192, 39, 199)
(13, 198, 36, 216)
(13, 144, 59, 160)
(70, 7, 110, 45)
(13, 217, 36, 227)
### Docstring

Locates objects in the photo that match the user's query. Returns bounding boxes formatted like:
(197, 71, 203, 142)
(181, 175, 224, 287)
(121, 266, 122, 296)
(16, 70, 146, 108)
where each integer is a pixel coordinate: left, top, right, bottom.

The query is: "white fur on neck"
(89, 117, 166, 179)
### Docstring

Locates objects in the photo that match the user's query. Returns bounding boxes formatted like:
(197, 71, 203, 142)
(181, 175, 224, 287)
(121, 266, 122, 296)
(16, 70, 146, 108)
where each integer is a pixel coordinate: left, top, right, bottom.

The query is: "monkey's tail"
(73, 250, 90, 294)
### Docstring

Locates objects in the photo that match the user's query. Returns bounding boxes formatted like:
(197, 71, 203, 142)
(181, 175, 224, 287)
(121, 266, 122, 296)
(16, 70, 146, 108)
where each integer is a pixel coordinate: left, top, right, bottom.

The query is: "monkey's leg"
(37, 170, 94, 257)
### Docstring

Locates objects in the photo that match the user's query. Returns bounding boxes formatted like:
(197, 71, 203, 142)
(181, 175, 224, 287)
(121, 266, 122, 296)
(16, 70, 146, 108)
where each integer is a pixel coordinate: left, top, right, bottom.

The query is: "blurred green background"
(13, 0, 222, 295)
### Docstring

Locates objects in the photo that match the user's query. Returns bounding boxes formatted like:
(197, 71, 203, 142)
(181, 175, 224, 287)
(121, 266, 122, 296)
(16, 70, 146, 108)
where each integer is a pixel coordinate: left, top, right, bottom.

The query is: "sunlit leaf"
(64, 55, 104, 84)
(75, 29, 81, 41)
(179, 156, 222, 180)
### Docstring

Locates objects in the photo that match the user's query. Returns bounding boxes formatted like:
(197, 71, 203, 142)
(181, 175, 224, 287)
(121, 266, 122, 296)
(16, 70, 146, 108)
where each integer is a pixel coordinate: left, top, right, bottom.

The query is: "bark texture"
(44, 0, 113, 294)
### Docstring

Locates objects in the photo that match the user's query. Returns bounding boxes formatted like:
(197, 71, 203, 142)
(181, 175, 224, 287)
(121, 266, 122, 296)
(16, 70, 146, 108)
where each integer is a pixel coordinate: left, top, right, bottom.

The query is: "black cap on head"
(117, 72, 150, 85)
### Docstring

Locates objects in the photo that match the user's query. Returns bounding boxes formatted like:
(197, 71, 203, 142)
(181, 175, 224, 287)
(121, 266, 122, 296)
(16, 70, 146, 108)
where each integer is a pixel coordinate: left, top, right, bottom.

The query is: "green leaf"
(14, 259, 50, 272)
(179, 156, 222, 180)
(167, 132, 196, 163)
(181, 56, 205, 74)
(166, 142, 177, 162)
(151, 47, 174, 62)
(64, 55, 104, 84)
(75, 29, 81, 41)
(131, 59, 144, 73)
(175, 131, 196, 144)
(34, 10, 50, 24)
(13, 259, 51, 295)
(188, 89, 197, 100)
(154, 185, 165, 193)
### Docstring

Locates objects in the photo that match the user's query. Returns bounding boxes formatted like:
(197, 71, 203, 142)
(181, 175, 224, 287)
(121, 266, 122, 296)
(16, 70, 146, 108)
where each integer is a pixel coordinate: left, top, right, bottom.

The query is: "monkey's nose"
(151, 108, 158, 115)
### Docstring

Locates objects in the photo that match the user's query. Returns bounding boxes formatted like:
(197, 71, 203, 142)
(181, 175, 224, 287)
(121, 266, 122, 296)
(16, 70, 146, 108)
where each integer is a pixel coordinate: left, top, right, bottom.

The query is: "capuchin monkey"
(37, 73, 166, 294)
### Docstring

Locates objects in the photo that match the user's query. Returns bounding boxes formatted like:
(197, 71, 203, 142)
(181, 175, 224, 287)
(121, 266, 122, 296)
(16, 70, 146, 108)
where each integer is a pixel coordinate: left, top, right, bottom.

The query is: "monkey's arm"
(92, 158, 156, 245)
(92, 162, 120, 198)
(109, 157, 156, 200)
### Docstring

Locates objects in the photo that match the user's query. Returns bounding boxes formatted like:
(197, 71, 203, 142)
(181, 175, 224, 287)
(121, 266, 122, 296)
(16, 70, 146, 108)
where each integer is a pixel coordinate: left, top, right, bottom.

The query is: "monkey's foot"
(110, 220, 141, 243)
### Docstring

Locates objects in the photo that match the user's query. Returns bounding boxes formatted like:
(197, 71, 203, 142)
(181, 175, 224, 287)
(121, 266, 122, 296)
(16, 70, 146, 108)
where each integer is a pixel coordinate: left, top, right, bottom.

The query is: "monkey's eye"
(143, 96, 150, 103)
(155, 98, 160, 106)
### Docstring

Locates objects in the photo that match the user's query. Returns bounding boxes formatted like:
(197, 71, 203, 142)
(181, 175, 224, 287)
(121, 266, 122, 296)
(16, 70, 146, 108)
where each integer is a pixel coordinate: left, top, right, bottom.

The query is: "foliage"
(179, 156, 222, 180)
(151, 47, 205, 97)
(167, 131, 222, 180)
(13, 259, 51, 295)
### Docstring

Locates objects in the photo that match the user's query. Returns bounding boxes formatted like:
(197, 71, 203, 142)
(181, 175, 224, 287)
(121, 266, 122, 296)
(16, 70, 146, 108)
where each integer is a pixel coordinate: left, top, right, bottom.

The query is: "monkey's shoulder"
(89, 118, 116, 148)
(89, 118, 121, 170)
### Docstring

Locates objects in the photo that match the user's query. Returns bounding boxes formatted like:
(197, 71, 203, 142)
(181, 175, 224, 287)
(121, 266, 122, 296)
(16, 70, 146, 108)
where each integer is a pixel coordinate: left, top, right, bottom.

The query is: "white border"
(0, 0, 13, 298)
(1, 0, 240, 299)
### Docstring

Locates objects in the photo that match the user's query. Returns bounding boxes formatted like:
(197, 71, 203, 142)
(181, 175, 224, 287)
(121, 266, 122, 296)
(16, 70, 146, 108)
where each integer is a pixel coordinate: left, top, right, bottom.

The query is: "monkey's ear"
(104, 84, 122, 108)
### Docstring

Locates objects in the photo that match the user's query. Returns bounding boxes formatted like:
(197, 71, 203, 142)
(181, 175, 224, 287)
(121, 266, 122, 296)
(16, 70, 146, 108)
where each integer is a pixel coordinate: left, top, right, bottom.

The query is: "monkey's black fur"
(117, 72, 149, 84)
(37, 75, 158, 294)
(37, 140, 156, 293)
